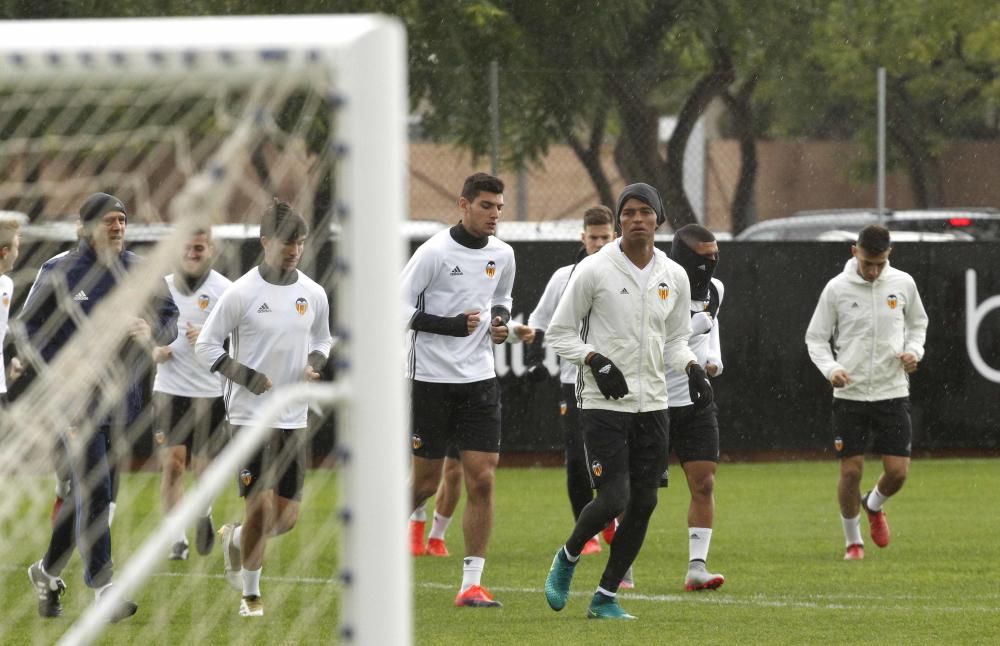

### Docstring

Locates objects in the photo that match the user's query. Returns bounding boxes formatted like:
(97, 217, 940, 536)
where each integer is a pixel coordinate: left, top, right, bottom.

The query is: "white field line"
(4, 565, 998, 613)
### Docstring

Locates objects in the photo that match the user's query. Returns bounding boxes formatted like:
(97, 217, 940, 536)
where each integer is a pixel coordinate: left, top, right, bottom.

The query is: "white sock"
(95, 582, 113, 600)
(563, 545, 580, 563)
(242, 567, 261, 597)
(233, 525, 242, 550)
(203, 505, 213, 518)
(460, 556, 485, 592)
(428, 512, 452, 540)
(842, 514, 863, 546)
(596, 586, 616, 598)
(108, 501, 116, 527)
(409, 505, 427, 522)
(37, 560, 60, 583)
(688, 527, 713, 564)
(866, 485, 889, 511)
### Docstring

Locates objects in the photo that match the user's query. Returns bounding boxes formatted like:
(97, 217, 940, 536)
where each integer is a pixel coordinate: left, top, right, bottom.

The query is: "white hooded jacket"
(805, 257, 928, 402)
(547, 241, 697, 412)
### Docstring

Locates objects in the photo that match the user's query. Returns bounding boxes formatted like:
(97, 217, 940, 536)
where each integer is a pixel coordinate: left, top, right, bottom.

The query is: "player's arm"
(400, 244, 472, 337)
(195, 287, 270, 395)
(661, 271, 697, 374)
(805, 283, 848, 384)
(546, 266, 595, 366)
(489, 252, 515, 344)
(305, 290, 334, 380)
(901, 278, 928, 368)
(706, 281, 724, 377)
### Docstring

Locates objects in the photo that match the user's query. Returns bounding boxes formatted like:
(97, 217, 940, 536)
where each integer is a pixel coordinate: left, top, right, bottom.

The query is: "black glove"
(526, 362, 550, 383)
(524, 331, 548, 382)
(588, 353, 629, 400)
(686, 363, 714, 410)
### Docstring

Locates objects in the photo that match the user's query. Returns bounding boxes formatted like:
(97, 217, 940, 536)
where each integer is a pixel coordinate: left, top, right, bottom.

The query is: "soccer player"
(805, 225, 928, 561)
(401, 172, 514, 608)
(152, 228, 232, 561)
(523, 206, 616, 556)
(22, 192, 179, 622)
(543, 183, 711, 619)
(0, 214, 23, 403)
(664, 224, 726, 590)
(196, 200, 332, 617)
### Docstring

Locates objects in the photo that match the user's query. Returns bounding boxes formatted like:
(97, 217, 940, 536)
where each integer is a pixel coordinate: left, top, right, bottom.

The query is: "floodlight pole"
(877, 67, 886, 217)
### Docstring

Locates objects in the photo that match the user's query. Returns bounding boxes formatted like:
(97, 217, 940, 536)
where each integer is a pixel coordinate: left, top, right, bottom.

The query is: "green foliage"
(2, 460, 999, 643)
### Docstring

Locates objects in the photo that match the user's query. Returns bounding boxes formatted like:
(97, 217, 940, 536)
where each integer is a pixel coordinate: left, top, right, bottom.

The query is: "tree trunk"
(723, 72, 760, 235)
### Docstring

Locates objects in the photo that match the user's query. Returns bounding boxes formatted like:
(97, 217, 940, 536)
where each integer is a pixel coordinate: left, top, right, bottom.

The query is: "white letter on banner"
(966, 269, 1000, 383)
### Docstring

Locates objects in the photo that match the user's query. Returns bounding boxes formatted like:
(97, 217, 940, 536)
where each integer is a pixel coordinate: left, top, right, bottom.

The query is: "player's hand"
(463, 310, 481, 335)
(898, 352, 919, 373)
(127, 317, 151, 340)
(246, 371, 272, 395)
(588, 353, 629, 400)
(490, 316, 509, 344)
(514, 324, 535, 344)
(686, 362, 714, 410)
(185, 323, 201, 345)
(303, 365, 321, 381)
(705, 362, 719, 378)
(7, 357, 24, 383)
(830, 369, 852, 388)
(152, 346, 173, 363)
(691, 311, 714, 335)
(526, 361, 549, 383)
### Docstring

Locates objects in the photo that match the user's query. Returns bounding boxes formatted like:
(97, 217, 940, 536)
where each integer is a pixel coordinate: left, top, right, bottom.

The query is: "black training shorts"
(831, 397, 912, 459)
(410, 378, 501, 459)
(581, 408, 669, 490)
(234, 426, 307, 501)
(668, 402, 720, 463)
(153, 392, 228, 458)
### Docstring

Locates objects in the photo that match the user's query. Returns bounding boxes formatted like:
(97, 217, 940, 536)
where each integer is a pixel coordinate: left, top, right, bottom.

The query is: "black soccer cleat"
(196, 514, 216, 556)
(28, 560, 66, 618)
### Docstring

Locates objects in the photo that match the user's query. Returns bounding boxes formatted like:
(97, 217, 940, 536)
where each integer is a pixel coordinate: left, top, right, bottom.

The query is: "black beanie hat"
(79, 192, 127, 225)
(614, 182, 665, 230)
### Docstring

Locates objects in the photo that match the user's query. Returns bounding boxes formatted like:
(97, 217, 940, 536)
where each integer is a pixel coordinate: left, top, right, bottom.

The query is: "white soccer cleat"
(685, 566, 725, 591)
(239, 595, 263, 617)
(219, 523, 243, 591)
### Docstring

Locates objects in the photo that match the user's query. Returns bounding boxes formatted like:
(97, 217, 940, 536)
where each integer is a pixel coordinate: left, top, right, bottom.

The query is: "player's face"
(581, 224, 614, 256)
(263, 234, 305, 271)
(692, 239, 719, 262)
(91, 210, 127, 254)
(181, 233, 214, 277)
(618, 198, 657, 244)
(0, 232, 20, 271)
(852, 245, 891, 283)
(459, 191, 504, 238)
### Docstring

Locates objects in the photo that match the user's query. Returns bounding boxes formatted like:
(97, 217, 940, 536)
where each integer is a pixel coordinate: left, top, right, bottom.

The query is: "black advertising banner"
(494, 241, 1000, 455)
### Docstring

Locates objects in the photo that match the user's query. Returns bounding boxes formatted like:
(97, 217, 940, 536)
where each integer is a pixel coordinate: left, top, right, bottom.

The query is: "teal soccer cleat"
(587, 592, 635, 620)
(544, 548, 577, 611)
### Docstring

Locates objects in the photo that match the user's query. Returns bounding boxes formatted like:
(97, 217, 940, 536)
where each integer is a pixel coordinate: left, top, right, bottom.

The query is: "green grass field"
(2, 458, 999, 644)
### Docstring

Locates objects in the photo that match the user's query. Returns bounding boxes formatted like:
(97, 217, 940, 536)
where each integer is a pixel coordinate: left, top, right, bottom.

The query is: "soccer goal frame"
(0, 15, 409, 645)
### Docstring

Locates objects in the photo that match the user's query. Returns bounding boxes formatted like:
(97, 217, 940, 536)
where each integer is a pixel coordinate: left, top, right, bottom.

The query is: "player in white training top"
(196, 201, 332, 618)
(663, 224, 727, 591)
(0, 215, 24, 402)
(401, 172, 515, 608)
(152, 228, 232, 561)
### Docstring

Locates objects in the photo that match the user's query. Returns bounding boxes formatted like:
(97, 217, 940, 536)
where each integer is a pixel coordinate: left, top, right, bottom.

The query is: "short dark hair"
(675, 223, 716, 247)
(261, 199, 309, 241)
(856, 224, 891, 253)
(461, 172, 504, 202)
(582, 206, 613, 228)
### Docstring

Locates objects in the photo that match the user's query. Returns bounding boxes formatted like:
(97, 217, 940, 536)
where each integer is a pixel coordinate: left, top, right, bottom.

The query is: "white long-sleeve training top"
(805, 257, 928, 402)
(528, 264, 578, 385)
(547, 240, 697, 412)
(665, 277, 724, 407)
(401, 227, 515, 383)
(195, 267, 333, 428)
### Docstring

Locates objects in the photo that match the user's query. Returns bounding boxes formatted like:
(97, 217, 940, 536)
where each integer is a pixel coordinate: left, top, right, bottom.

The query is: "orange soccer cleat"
(454, 585, 502, 608)
(863, 494, 891, 548)
(601, 519, 617, 545)
(581, 537, 602, 555)
(426, 538, 450, 557)
(409, 520, 427, 557)
(844, 543, 865, 561)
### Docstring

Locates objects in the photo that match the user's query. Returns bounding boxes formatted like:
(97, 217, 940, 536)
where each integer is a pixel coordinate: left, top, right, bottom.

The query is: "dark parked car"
(735, 208, 1000, 241)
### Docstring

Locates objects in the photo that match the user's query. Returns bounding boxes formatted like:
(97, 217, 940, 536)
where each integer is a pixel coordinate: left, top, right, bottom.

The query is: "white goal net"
(0, 15, 408, 645)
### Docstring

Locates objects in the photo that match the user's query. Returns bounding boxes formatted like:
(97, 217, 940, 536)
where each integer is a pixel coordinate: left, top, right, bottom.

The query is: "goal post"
(0, 14, 409, 645)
